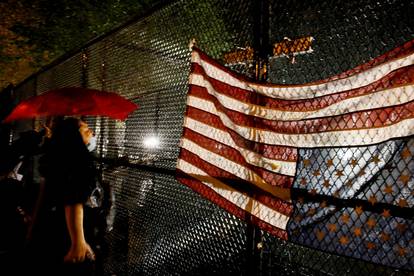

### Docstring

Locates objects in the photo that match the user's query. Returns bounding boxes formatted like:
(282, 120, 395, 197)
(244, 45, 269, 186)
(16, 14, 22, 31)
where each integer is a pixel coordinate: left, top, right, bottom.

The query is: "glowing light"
(143, 136, 160, 148)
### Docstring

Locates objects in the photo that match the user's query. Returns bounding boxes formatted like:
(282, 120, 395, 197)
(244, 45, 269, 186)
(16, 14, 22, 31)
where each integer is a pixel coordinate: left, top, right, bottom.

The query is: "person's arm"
(63, 203, 95, 263)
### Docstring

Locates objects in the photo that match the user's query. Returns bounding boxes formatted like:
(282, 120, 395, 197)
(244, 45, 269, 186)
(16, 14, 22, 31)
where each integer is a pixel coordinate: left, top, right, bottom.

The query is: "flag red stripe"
(227, 127, 298, 162)
(185, 107, 298, 162)
(187, 97, 414, 134)
(183, 128, 294, 187)
(176, 169, 289, 239)
(191, 64, 414, 112)
(178, 149, 293, 215)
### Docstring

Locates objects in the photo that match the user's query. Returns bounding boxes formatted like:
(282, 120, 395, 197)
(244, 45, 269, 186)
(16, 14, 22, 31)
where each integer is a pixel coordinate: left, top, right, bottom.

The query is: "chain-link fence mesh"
(6, 0, 414, 275)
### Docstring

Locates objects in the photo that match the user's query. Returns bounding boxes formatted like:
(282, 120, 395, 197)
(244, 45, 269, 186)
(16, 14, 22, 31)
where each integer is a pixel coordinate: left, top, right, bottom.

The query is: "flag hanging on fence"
(176, 40, 414, 270)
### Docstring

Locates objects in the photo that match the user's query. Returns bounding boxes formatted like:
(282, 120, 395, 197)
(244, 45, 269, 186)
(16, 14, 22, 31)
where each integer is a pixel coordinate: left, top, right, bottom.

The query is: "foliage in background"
(0, 0, 162, 90)
(0, 0, 42, 89)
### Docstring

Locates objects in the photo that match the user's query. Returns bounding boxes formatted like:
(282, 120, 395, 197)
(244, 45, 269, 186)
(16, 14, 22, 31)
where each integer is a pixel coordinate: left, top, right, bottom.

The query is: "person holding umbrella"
(26, 117, 98, 275)
(2, 87, 138, 275)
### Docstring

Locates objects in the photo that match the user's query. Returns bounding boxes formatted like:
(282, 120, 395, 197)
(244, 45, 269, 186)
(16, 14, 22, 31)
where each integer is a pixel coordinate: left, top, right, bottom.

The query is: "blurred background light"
(143, 136, 160, 148)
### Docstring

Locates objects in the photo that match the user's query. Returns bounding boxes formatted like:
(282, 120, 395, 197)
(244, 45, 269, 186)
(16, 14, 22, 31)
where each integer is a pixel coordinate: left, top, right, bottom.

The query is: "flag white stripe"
(177, 159, 289, 230)
(184, 113, 414, 148)
(192, 51, 414, 100)
(182, 116, 297, 176)
(191, 74, 414, 121)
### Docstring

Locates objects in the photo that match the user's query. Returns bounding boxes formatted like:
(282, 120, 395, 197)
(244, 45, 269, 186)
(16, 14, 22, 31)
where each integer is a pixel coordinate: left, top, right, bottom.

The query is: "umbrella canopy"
(2, 87, 138, 123)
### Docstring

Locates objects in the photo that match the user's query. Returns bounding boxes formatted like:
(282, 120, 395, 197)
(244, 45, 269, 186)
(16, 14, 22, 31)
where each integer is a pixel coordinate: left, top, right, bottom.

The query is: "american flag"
(176, 40, 414, 270)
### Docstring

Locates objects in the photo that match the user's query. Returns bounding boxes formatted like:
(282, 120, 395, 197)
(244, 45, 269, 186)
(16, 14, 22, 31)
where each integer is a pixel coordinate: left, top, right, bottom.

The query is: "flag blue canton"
(289, 138, 414, 270)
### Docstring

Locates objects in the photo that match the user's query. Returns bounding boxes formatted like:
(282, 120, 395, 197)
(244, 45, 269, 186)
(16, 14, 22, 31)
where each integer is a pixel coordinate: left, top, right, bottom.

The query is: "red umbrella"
(2, 87, 138, 123)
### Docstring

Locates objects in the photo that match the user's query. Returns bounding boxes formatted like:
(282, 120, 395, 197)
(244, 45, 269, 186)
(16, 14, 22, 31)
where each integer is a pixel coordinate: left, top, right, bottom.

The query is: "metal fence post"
(246, 0, 270, 275)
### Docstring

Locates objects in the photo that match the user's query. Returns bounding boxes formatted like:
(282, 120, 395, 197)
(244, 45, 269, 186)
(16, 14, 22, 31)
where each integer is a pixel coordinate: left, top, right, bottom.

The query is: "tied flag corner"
(176, 40, 414, 270)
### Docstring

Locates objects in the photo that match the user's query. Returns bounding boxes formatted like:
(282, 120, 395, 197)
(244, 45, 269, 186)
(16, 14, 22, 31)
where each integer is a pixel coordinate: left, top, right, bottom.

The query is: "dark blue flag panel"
(289, 138, 413, 270)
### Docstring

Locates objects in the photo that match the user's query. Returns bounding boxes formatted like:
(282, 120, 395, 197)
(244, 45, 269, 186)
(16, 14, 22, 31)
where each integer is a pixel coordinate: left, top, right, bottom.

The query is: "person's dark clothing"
(0, 130, 46, 274)
(0, 178, 27, 272)
(0, 130, 44, 175)
(25, 118, 97, 276)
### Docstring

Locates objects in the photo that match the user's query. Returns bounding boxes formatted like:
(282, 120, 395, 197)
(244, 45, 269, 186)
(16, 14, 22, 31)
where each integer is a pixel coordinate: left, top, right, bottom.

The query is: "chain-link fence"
(6, 0, 414, 275)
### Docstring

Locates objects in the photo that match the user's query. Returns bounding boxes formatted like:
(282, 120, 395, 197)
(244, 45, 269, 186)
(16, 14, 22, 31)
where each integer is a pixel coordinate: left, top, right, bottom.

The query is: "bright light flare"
(143, 136, 160, 148)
